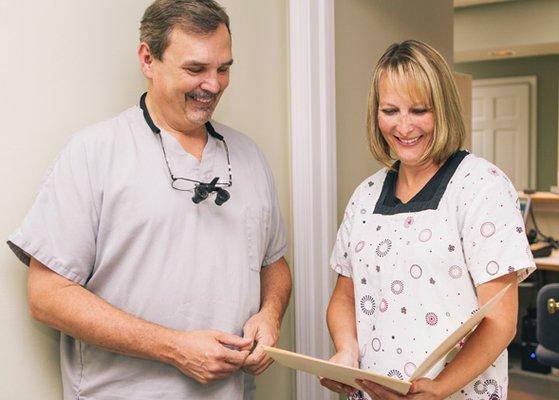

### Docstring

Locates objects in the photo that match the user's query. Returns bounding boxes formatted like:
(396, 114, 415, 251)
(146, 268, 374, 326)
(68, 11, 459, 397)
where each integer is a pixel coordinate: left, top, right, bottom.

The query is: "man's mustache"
(185, 90, 218, 101)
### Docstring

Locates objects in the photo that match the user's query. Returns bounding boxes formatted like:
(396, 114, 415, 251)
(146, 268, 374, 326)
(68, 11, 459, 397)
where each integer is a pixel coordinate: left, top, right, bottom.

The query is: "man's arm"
(242, 256, 292, 375)
(28, 257, 251, 384)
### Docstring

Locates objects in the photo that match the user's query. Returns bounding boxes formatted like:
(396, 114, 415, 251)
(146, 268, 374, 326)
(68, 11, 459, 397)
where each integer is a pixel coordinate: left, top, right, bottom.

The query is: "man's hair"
(366, 40, 465, 168)
(140, 0, 230, 60)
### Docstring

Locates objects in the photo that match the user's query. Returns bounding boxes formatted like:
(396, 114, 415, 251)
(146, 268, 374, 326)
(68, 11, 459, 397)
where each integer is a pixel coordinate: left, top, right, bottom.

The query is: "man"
(7, 1, 291, 399)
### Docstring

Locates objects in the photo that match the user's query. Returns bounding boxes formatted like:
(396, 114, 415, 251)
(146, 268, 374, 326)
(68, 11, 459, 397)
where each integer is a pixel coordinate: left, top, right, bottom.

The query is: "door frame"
(288, 0, 338, 399)
(472, 76, 537, 189)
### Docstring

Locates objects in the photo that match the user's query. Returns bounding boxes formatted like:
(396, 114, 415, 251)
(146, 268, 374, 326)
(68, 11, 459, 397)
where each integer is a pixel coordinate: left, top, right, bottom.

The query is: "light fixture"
(490, 49, 516, 57)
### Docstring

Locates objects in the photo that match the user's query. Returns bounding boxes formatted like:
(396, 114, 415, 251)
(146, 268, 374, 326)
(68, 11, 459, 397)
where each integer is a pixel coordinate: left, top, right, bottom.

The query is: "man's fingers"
(205, 369, 235, 382)
(217, 332, 253, 349)
(242, 323, 258, 341)
(241, 352, 266, 374)
(241, 349, 275, 375)
(243, 347, 266, 367)
(193, 361, 238, 384)
(212, 360, 239, 374)
(244, 355, 273, 375)
(238, 340, 255, 352)
(252, 357, 274, 375)
(221, 347, 250, 366)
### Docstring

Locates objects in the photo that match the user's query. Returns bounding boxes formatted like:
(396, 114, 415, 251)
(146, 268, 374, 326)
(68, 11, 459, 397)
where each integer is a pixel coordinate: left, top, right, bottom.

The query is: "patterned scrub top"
(330, 151, 535, 400)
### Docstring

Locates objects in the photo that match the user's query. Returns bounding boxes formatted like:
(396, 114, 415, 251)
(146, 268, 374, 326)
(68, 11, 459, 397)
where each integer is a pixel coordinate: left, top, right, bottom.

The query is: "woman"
(321, 40, 535, 400)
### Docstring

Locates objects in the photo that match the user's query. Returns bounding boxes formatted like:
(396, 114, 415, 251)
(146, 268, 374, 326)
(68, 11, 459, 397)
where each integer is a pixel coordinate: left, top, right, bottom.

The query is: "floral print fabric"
(330, 153, 535, 400)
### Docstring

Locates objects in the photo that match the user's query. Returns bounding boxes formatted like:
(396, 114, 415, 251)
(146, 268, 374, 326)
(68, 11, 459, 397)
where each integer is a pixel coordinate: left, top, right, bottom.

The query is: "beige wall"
(454, 72, 473, 151)
(335, 0, 454, 220)
(454, 0, 559, 62)
(0, 1, 292, 399)
(215, 2, 294, 399)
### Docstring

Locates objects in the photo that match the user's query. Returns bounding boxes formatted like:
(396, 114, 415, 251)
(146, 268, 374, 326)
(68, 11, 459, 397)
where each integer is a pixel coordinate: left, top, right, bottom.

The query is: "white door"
(472, 81, 532, 190)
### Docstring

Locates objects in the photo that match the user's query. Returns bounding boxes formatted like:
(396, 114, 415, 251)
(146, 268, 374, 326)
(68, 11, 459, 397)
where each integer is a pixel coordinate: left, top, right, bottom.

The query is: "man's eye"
(218, 67, 230, 73)
(186, 68, 203, 74)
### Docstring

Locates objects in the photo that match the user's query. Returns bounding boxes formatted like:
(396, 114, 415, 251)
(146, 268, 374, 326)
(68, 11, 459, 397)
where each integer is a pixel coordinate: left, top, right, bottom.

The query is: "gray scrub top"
(8, 105, 287, 400)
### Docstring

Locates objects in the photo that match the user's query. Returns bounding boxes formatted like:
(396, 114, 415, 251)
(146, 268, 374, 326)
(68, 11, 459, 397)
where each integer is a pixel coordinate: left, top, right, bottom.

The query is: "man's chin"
(186, 111, 214, 126)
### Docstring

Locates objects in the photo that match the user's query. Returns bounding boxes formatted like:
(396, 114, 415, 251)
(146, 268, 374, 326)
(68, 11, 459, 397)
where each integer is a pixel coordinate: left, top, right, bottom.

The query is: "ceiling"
(454, 0, 559, 62)
(454, 0, 517, 8)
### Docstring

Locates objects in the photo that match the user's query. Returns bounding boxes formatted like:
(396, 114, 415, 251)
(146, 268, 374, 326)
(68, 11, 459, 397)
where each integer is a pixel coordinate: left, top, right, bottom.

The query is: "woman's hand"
(356, 378, 445, 400)
(319, 349, 360, 395)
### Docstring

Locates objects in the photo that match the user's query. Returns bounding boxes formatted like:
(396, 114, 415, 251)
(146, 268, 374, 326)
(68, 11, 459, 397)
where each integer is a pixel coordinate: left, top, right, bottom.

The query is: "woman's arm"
(320, 274, 360, 395)
(328, 275, 359, 355)
(358, 272, 518, 400)
(430, 272, 518, 397)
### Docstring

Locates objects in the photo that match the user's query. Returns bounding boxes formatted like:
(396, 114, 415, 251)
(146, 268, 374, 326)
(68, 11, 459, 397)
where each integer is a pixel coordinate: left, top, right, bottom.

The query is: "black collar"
(139, 92, 223, 141)
(373, 150, 469, 215)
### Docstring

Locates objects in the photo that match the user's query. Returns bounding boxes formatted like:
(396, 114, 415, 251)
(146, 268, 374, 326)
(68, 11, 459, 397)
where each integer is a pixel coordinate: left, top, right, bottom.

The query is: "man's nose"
(201, 72, 220, 94)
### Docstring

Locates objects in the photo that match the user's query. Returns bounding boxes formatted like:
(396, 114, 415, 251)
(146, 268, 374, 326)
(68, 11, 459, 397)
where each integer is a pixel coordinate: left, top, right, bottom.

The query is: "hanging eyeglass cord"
(139, 92, 233, 206)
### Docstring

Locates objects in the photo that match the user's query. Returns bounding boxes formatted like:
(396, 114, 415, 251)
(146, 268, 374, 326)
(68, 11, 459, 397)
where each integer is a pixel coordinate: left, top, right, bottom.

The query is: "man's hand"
(241, 257, 291, 375)
(28, 259, 253, 386)
(171, 330, 252, 384)
(241, 310, 280, 375)
(319, 349, 359, 395)
(356, 377, 445, 400)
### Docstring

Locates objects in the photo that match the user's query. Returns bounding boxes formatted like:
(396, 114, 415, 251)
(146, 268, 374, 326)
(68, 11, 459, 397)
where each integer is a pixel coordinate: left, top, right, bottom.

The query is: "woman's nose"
(396, 114, 414, 135)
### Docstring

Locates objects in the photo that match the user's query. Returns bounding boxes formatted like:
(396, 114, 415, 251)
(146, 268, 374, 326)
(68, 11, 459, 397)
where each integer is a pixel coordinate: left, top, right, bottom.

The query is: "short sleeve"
(7, 135, 100, 285)
(260, 154, 287, 267)
(329, 187, 360, 277)
(460, 167, 535, 286)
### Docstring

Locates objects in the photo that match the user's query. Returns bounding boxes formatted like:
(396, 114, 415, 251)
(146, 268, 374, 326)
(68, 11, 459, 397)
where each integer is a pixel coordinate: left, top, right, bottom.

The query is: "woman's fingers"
(319, 377, 357, 394)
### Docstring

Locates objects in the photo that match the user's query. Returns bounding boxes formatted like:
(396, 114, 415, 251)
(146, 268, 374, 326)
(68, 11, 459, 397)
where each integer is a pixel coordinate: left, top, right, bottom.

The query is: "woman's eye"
(411, 108, 429, 115)
(381, 109, 397, 115)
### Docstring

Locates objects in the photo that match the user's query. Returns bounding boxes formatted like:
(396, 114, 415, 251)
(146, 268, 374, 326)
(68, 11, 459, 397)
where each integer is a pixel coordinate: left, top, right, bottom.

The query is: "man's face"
(147, 23, 232, 132)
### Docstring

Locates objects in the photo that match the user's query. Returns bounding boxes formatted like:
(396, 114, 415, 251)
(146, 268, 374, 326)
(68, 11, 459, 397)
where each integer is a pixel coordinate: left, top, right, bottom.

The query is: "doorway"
(472, 76, 537, 190)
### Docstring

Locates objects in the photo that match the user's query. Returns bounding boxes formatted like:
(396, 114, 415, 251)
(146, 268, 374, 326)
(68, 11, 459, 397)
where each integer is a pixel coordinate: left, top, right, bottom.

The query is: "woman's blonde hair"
(367, 40, 465, 168)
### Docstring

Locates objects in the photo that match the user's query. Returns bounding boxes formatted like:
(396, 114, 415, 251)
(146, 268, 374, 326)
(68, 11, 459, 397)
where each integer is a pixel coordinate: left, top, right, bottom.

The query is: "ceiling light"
(490, 49, 516, 57)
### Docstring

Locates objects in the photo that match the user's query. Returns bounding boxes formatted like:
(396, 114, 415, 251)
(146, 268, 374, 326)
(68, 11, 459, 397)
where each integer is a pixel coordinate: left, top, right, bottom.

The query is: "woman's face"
(377, 75, 435, 168)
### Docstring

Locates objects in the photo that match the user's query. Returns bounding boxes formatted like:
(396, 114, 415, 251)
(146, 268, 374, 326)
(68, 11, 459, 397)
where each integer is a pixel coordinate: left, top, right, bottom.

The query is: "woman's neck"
(395, 160, 440, 203)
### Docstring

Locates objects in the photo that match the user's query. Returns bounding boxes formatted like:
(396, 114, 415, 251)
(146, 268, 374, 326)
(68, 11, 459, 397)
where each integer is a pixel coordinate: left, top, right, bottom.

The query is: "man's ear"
(138, 42, 155, 79)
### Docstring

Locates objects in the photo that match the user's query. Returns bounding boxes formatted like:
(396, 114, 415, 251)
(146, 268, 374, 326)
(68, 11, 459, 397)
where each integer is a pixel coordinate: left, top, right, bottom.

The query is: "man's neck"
(145, 92, 207, 140)
(145, 93, 208, 160)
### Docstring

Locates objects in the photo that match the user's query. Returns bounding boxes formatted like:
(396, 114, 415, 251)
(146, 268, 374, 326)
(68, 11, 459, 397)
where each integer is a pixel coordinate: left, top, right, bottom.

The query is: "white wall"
(0, 1, 292, 399)
(335, 0, 454, 219)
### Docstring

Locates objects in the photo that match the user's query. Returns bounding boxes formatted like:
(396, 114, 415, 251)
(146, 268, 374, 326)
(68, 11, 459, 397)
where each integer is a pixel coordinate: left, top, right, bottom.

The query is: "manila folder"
(263, 283, 511, 395)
